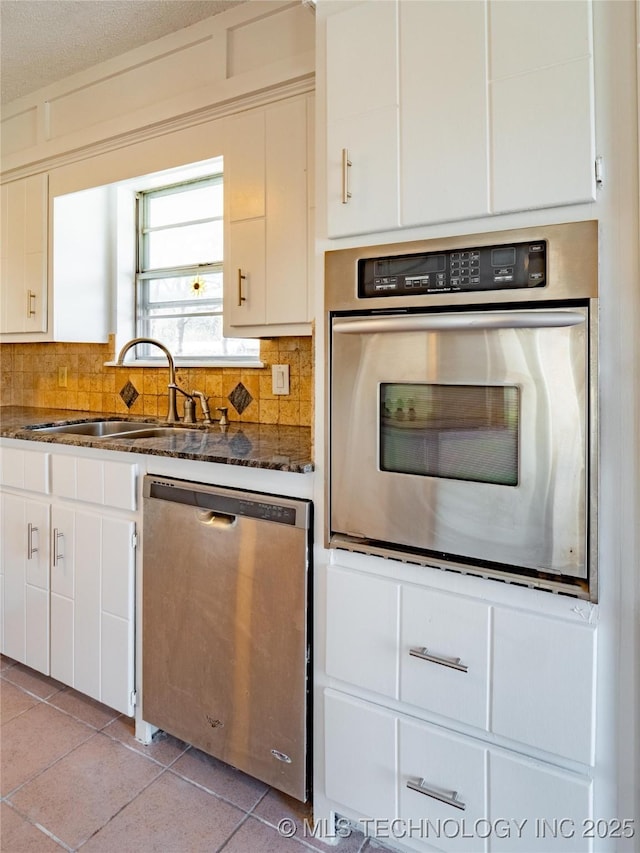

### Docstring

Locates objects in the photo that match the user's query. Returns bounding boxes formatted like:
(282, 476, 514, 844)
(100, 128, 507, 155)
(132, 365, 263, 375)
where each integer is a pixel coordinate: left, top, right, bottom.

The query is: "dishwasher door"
(142, 475, 312, 801)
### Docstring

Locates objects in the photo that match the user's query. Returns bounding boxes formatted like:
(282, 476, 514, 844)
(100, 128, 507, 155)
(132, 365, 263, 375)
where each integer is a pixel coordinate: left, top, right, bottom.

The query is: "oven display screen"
(374, 254, 446, 277)
(380, 383, 519, 486)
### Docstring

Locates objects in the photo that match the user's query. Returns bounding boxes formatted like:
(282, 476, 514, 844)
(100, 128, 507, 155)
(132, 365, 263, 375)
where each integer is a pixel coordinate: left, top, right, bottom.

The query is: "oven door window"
(380, 383, 519, 485)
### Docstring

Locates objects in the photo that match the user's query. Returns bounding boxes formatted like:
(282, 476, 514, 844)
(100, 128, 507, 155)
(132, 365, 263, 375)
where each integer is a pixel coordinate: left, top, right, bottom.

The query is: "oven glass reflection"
(380, 383, 519, 485)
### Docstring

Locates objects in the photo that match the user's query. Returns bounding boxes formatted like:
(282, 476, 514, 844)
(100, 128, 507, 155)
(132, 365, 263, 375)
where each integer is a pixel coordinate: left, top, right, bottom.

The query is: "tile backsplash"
(0, 335, 313, 427)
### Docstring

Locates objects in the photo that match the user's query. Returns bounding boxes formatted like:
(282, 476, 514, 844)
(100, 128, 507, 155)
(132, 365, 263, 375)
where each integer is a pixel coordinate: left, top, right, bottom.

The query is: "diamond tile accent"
(228, 382, 253, 415)
(119, 381, 139, 409)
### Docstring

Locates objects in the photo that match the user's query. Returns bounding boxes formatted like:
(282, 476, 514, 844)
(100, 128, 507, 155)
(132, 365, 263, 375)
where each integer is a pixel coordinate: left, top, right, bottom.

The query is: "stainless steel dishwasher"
(141, 475, 312, 801)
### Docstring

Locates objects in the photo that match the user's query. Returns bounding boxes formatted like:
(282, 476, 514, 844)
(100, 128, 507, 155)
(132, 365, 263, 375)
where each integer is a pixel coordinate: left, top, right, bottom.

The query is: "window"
(135, 172, 259, 362)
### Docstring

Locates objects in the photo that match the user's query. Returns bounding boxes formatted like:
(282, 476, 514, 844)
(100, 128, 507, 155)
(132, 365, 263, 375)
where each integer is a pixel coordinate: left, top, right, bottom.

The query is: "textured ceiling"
(0, 0, 247, 104)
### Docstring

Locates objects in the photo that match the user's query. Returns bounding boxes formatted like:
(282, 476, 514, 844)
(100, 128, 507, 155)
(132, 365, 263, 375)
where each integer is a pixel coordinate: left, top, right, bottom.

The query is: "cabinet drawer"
(51, 455, 137, 511)
(491, 609, 596, 765)
(399, 718, 488, 853)
(401, 586, 490, 730)
(324, 688, 397, 820)
(0, 446, 49, 492)
(326, 566, 400, 699)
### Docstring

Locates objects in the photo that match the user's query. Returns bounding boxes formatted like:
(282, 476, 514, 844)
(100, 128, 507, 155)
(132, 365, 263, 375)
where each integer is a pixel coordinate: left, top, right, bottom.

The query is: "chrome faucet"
(115, 337, 180, 423)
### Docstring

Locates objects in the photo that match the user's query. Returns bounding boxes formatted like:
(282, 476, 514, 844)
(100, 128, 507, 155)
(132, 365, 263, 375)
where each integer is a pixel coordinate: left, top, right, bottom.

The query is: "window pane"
(143, 315, 259, 359)
(147, 182, 222, 227)
(147, 220, 223, 268)
(380, 383, 519, 485)
(142, 273, 223, 305)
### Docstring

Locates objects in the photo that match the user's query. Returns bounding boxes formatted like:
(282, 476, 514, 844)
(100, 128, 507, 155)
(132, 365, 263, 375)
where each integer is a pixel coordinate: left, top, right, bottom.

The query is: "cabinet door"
(265, 98, 309, 325)
(489, 751, 593, 852)
(399, 718, 488, 853)
(400, 586, 490, 730)
(491, 608, 596, 765)
(1, 493, 50, 673)
(51, 506, 135, 715)
(325, 1, 399, 237)
(489, 0, 595, 212)
(227, 111, 265, 222)
(226, 218, 266, 327)
(399, 0, 489, 227)
(0, 174, 48, 334)
(324, 688, 397, 820)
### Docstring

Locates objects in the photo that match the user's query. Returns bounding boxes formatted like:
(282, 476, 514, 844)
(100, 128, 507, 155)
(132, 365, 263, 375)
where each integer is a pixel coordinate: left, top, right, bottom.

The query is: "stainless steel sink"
(117, 427, 202, 439)
(28, 420, 161, 436)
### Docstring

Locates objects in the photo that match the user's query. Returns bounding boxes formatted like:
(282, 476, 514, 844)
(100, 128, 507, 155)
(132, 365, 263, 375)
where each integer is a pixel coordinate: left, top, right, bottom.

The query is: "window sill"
(104, 359, 265, 369)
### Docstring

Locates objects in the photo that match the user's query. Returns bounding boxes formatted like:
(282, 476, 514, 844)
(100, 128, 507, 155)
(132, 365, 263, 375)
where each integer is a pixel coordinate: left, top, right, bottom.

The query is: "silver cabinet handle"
(27, 289, 36, 318)
(237, 269, 247, 307)
(341, 148, 352, 204)
(27, 523, 38, 559)
(406, 778, 466, 811)
(333, 310, 586, 335)
(409, 646, 468, 673)
(53, 528, 64, 566)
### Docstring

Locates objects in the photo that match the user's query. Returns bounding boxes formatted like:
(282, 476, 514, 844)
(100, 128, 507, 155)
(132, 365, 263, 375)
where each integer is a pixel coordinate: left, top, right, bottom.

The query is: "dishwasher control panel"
(145, 478, 308, 528)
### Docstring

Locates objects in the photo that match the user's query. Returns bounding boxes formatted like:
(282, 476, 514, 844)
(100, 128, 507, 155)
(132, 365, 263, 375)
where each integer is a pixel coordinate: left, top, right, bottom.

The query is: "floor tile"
(102, 715, 189, 766)
(220, 816, 310, 852)
(0, 802, 65, 851)
(0, 654, 17, 672)
(81, 769, 245, 852)
(9, 732, 163, 849)
(2, 663, 66, 700)
(1, 702, 94, 796)
(47, 687, 121, 730)
(0, 678, 39, 725)
(253, 790, 367, 852)
(170, 746, 269, 810)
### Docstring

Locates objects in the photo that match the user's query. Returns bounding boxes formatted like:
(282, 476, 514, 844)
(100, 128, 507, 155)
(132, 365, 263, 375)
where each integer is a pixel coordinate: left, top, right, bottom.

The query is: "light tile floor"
(1, 656, 371, 852)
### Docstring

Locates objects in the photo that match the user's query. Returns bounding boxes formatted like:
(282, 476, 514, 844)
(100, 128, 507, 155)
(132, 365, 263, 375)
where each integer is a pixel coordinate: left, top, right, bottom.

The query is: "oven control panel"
(358, 240, 546, 298)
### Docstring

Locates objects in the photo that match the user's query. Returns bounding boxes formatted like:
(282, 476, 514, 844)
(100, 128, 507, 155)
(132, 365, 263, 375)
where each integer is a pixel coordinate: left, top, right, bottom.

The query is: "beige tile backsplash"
(0, 335, 313, 427)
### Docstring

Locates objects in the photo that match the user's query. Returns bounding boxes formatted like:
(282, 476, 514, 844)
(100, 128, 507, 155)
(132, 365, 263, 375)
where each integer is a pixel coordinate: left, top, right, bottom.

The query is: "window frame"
(131, 171, 260, 365)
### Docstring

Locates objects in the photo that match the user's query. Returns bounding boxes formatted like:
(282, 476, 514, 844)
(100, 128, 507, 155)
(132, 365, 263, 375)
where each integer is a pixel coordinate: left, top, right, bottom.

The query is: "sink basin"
(28, 420, 187, 437)
(117, 427, 202, 439)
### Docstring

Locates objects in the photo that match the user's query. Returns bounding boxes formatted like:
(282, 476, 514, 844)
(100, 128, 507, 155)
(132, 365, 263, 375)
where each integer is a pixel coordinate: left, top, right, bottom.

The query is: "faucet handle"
(217, 407, 229, 426)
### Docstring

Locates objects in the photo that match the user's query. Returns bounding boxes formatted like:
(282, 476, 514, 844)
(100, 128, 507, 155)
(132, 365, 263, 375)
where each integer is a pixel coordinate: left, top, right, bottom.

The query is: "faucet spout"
(115, 337, 180, 423)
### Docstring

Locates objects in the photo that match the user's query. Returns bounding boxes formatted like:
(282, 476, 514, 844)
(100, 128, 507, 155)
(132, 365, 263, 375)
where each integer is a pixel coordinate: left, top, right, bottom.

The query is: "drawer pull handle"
(409, 646, 468, 673)
(53, 528, 64, 566)
(406, 778, 466, 811)
(27, 289, 36, 318)
(27, 523, 38, 559)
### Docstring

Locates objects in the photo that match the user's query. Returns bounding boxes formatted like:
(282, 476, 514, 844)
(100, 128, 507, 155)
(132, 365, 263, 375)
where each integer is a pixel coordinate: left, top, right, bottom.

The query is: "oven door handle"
(332, 310, 586, 334)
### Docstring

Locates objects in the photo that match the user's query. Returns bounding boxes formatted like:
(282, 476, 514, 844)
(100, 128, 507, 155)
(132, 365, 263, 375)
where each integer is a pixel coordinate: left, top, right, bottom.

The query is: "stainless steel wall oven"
(326, 221, 598, 600)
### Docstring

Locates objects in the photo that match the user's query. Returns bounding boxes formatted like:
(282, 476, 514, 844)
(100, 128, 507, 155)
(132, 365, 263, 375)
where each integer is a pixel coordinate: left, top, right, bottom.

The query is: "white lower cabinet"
(1, 492, 50, 673)
(50, 506, 135, 713)
(325, 689, 593, 853)
(324, 564, 597, 853)
(0, 443, 137, 716)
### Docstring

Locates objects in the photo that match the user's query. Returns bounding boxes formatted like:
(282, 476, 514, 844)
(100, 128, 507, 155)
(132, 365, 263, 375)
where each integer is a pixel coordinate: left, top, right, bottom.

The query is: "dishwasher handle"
(196, 509, 236, 528)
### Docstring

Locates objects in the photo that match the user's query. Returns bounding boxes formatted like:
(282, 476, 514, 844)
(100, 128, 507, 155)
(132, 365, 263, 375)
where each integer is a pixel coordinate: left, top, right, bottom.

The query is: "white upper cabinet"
(224, 95, 313, 336)
(400, 0, 489, 227)
(0, 174, 48, 334)
(324, 0, 596, 238)
(325, 0, 399, 237)
(489, 0, 595, 212)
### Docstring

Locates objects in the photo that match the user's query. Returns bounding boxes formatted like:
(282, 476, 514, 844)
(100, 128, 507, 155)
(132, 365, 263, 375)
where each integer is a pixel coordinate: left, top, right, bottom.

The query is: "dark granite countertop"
(0, 407, 314, 474)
